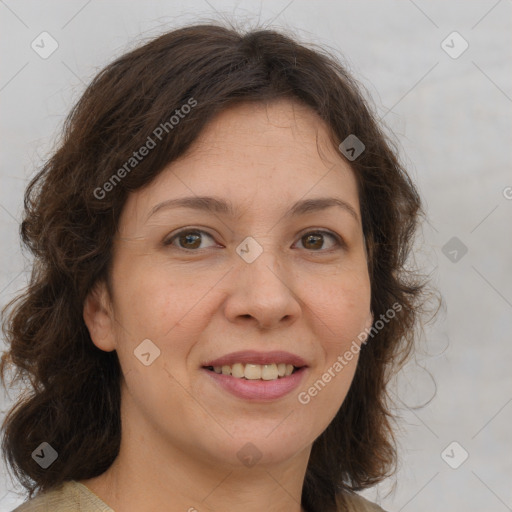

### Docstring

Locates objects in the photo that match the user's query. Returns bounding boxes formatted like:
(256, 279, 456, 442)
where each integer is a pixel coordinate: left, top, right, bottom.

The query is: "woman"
(1, 23, 426, 512)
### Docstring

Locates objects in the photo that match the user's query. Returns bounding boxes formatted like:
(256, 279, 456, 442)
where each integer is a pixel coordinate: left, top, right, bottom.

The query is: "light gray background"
(1, 1, 511, 511)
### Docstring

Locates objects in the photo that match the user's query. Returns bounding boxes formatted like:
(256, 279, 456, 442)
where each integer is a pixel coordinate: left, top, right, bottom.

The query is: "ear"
(358, 309, 374, 347)
(365, 309, 374, 332)
(83, 280, 116, 352)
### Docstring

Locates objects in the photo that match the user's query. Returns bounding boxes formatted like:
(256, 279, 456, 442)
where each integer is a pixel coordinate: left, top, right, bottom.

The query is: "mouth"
(201, 350, 309, 401)
(203, 363, 303, 381)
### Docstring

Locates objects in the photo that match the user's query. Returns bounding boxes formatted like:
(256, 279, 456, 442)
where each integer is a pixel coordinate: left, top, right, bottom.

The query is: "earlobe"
(83, 281, 116, 352)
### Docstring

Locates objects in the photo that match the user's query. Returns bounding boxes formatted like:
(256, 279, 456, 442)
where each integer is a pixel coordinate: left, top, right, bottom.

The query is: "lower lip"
(202, 367, 307, 401)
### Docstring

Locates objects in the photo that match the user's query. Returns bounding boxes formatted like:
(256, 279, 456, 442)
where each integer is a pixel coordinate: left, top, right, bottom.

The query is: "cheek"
(307, 269, 371, 340)
(298, 271, 370, 411)
(111, 253, 215, 338)
(109, 256, 228, 387)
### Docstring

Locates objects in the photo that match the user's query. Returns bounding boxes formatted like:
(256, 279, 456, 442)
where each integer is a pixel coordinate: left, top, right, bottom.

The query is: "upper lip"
(202, 350, 308, 368)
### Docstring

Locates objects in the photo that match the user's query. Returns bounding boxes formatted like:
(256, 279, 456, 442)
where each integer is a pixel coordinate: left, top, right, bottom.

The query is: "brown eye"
(165, 229, 217, 250)
(178, 232, 202, 249)
(296, 231, 340, 251)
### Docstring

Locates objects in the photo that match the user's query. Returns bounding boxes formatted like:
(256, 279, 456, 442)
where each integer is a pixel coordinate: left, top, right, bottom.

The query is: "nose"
(223, 247, 302, 330)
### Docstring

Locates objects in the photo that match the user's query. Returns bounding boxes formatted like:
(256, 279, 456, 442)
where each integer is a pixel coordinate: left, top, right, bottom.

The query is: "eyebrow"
(146, 195, 359, 222)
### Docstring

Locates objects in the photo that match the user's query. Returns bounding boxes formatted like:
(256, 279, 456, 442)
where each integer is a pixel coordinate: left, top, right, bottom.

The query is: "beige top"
(12, 481, 113, 512)
(11, 480, 386, 511)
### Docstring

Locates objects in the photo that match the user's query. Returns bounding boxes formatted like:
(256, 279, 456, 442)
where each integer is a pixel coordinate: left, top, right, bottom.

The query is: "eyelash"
(163, 228, 345, 252)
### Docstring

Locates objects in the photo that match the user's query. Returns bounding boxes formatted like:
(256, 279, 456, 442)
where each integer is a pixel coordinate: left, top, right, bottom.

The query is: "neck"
(80, 392, 310, 512)
(83, 444, 309, 512)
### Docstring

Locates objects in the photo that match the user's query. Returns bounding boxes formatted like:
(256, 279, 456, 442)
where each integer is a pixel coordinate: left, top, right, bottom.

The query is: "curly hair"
(1, 23, 428, 512)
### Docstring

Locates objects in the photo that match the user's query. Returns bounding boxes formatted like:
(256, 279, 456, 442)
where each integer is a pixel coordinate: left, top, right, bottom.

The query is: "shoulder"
(11, 480, 113, 512)
(339, 492, 388, 512)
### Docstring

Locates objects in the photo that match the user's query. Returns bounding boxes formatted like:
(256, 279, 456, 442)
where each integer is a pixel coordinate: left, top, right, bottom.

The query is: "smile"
(204, 363, 300, 381)
(202, 366, 307, 401)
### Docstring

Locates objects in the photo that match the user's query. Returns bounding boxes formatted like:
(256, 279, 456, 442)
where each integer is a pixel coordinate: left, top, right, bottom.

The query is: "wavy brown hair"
(1, 23, 428, 512)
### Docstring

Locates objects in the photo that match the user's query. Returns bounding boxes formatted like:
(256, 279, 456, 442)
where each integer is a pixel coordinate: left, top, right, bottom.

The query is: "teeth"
(231, 363, 245, 378)
(244, 364, 262, 380)
(209, 363, 299, 380)
(261, 364, 278, 381)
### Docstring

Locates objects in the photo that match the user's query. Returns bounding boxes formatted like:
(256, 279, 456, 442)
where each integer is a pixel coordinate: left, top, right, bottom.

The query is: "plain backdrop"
(1, 1, 511, 511)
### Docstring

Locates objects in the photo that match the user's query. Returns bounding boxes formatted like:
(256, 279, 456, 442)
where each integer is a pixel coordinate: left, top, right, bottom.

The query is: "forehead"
(182, 99, 352, 178)
(121, 99, 360, 223)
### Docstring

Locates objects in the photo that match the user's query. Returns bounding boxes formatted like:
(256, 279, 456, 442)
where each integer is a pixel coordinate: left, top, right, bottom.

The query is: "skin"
(81, 99, 373, 512)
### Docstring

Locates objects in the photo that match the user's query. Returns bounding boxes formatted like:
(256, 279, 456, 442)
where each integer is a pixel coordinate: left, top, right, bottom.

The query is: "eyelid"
(299, 228, 344, 244)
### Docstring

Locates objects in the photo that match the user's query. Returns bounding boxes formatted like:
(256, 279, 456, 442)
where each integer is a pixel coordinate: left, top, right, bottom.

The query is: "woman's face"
(86, 99, 372, 470)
